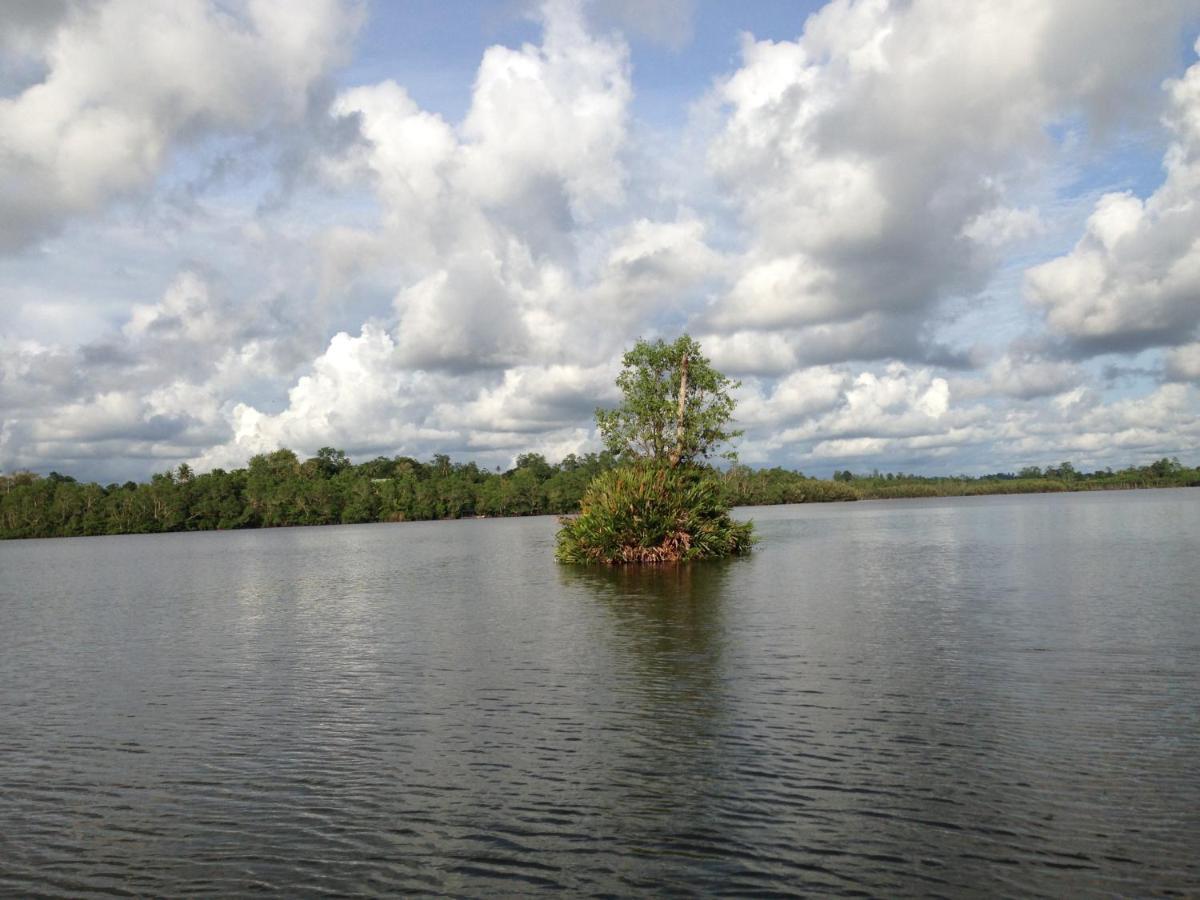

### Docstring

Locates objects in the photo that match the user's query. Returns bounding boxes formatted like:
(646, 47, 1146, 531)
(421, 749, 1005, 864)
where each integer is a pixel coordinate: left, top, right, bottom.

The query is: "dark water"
(1, 489, 1197, 897)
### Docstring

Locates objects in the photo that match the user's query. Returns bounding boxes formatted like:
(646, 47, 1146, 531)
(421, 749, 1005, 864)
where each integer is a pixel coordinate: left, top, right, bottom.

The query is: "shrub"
(555, 462, 755, 565)
(783, 479, 861, 503)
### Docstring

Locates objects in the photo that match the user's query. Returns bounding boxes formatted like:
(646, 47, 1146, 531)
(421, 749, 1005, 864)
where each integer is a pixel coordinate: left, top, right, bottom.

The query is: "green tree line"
(821, 456, 1200, 499)
(1, 449, 1196, 541)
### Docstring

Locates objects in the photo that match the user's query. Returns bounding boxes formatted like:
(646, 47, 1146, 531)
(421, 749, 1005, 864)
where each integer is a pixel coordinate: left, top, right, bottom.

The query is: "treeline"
(0, 448, 615, 540)
(1, 449, 1196, 540)
(826, 457, 1200, 499)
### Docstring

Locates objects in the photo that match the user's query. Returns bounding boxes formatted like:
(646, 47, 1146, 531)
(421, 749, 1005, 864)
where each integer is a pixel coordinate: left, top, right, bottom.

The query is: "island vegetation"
(555, 335, 754, 564)
(1, 445, 1196, 543)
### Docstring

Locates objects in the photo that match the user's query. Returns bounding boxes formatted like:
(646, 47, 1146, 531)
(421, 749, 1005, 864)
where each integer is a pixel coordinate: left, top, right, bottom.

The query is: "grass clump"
(555, 462, 755, 565)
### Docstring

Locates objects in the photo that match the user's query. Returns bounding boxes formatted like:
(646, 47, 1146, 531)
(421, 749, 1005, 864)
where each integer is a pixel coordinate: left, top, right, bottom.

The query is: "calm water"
(1, 489, 1197, 897)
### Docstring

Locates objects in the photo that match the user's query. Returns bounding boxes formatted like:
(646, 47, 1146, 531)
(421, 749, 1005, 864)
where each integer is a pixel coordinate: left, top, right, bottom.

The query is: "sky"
(2, 0, 1200, 482)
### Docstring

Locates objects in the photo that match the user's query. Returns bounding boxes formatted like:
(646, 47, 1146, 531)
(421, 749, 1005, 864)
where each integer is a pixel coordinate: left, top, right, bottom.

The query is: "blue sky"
(345, 2, 834, 119)
(2, 0, 1199, 482)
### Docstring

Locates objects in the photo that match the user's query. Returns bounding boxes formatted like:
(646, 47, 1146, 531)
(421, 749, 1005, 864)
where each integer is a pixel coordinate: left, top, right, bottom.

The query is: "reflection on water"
(561, 560, 732, 698)
(1, 491, 1198, 896)
(559, 562, 740, 872)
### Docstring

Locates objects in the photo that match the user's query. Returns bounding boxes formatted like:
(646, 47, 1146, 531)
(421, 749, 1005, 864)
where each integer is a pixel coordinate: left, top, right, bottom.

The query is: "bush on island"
(555, 461, 755, 565)
(556, 334, 754, 565)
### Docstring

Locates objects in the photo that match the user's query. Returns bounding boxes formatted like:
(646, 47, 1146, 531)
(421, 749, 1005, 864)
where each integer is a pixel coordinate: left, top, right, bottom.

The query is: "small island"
(555, 335, 755, 565)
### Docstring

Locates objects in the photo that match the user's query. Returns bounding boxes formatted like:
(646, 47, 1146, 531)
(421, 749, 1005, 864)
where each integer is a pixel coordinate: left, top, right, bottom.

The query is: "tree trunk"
(669, 353, 689, 467)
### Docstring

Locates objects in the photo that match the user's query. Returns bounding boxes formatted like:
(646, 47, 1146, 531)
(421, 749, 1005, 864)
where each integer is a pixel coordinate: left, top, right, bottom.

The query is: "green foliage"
(807, 458, 1200, 499)
(1, 451, 1196, 541)
(720, 466, 861, 504)
(0, 448, 621, 540)
(560, 336, 753, 565)
(555, 462, 755, 565)
(595, 334, 741, 466)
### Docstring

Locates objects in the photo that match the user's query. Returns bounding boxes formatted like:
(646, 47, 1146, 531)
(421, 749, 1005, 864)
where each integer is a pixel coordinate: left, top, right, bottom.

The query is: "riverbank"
(750, 475, 1199, 503)
(1, 449, 1196, 540)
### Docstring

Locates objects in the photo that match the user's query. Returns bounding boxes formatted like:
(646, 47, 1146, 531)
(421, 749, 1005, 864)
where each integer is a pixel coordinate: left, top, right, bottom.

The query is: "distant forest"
(1, 448, 1197, 540)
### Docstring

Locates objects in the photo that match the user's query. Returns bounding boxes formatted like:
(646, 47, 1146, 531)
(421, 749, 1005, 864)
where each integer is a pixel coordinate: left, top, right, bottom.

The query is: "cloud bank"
(2, 0, 1198, 481)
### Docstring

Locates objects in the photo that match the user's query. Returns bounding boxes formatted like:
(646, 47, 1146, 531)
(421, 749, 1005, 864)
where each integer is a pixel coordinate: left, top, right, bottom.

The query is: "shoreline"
(2, 478, 1194, 542)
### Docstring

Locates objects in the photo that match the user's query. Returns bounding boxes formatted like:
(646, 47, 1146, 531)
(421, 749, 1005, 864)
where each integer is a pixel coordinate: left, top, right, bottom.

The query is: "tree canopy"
(1, 451, 1195, 541)
(595, 334, 741, 467)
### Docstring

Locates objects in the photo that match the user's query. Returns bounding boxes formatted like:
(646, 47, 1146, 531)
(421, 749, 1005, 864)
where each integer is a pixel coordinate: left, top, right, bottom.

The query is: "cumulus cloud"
(701, 0, 1194, 362)
(0, 335, 232, 477)
(458, 4, 631, 221)
(442, 363, 617, 435)
(1166, 342, 1200, 381)
(0, 0, 360, 250)
(579, 216, 724, 337)
(321, 0, 635, 373)
(740, 363, 957, 448)
(124, 271, 235, 345)
(193, 325, 452, 470)
(190, 326, 612, 472)
(1026, 39, 1200, 355)
(987, 352, 1081, 400)
(731, 361, 1198, 474)
(0, 262, 332, 478)
(330, 0, 630, 241)
(736, 366, 848, 426)
(1017, 383, 1200, 463)
(962, 206, 1046, 249)
(3, 1, 1199, 481)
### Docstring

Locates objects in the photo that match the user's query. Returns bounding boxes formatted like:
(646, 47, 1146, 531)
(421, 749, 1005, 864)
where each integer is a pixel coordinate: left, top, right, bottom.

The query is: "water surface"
(1, 489, 1197, 895)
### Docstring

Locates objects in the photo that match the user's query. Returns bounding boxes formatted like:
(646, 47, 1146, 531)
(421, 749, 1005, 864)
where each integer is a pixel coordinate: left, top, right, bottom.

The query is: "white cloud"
(734, 364, 1199, 474)
(701, 0, 1194, 361)
(328, 79, 458, 262)
(962, 206, 1046, 248)
(324, 0, 634, 373)
(2, 2, 1199, 481)
(458, 1, 630, 220)
(1026, 39, 1200, 353)
(736, 366, 848, 426)
(124, 271, 230, 344)
(193, 324, 456, 470)
(1166, 342, 1200, 381)
(579, 216, 724, 337)
(0, 0, 361, 249)
(191, 327, 619, 472)
(436, 363, 617, 435)
(699, 331, 801, 376)
(745, 363, 959, 448)
(391, 247, 558, 370)
(988, 353, 1081, 400)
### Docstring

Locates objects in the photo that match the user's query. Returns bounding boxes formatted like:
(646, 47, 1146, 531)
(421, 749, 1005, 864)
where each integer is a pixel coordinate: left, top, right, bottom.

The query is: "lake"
(1, 488, 1197, 896)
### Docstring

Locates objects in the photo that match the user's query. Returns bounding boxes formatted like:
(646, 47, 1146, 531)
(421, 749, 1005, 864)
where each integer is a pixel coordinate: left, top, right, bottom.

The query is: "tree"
(558, 335, 754, 565)
(309, 447, 351, 478)
(595, 334, 741, 467)
(514, 452, 553, 482)
(1149, 457, 1181, 478)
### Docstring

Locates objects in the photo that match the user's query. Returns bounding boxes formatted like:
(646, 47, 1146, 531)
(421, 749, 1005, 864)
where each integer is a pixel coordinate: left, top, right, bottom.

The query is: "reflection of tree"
(559, 561, 739, 725)
(557, 561, 743, 852)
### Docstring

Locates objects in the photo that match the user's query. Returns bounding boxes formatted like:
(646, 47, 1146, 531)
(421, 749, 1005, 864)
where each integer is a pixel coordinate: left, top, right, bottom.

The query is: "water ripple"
(1, 494, 1198, 895)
